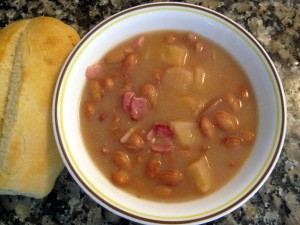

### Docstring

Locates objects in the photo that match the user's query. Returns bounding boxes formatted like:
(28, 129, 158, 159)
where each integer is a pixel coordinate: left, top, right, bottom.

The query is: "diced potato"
(193, 66, 206, 92)
(160, 45, 188, 66)
(179, 94, 205, 115)
(169, 120, 201, 146)
(186, 156, 212, 192)
(163, 67, 193, 94)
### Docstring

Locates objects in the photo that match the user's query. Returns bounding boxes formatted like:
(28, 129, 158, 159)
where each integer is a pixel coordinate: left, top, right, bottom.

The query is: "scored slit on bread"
(0, 20, 29, 136)
(0, 17, 80, 198)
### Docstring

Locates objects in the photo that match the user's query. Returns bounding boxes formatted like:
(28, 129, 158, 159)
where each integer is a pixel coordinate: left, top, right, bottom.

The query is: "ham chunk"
(86, 64, 102, 79)
(122, 92, 147, 121)
(130, 96, 147, 120)
(152, 124, 174, 138)
(146, 124, 174, 152)
(132, 35, 145, 48)
(123, 91, 135, 112)
(151, 139, 174, 153)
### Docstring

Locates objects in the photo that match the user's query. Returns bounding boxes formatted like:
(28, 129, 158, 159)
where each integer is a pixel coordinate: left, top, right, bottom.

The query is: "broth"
(80, 31, 258, 202)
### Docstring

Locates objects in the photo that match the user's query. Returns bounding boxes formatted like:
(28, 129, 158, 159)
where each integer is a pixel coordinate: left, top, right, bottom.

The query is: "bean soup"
(80, 31, 258, 202)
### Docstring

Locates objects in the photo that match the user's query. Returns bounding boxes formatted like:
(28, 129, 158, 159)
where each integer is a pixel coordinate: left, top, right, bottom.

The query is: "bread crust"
(0, 17, 80, 198)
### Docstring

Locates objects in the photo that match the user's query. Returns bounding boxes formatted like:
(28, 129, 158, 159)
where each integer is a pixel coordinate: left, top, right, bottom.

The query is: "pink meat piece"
(153, 124, 174, 137)
(152, 144, 173, 152)
(132, 35, 145, 48)
(146, 124, 174, 152)
(130, 96, 147, 121)
(146, 124, 174, 141)
(146, 129, 155, 141)
(86, 64, 102, 79)
(122, 91, 135, 112)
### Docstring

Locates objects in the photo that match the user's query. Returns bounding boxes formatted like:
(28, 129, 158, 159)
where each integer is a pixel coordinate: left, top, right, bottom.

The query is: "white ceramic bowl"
(52, 2, 286, 224)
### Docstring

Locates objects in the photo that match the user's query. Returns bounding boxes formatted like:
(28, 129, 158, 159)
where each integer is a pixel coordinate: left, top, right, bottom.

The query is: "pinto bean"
(165, 152, 175, 165)
(241, 130, 255, 144)
(222, 136, 243, 148)
(125, 133, 144, 151)
(178, 148, 193, 161)
(153, 68, 164, 82)
(146, 159, 162, 178)
(112, 151, 130, 169)
(101, 146, 110, 154)
(98, 113, 106, 121)
(239, 84, 249, 99)
(115, 71, 132, 89)
(231, 98, 242, 112)
(187, 32, 198, 42)
(201, 98, 222, 114)
(123, 46, 134, 54)
(112, 170, 129, 186)
(105, 50, 125, 64)
(153, 185, 173, 197)
(112, 128, 123, 141)
(223, 92, 236, 105)
(159, 169, 183, 186)
(122, 53, 137, 73)
(198, 116, 215, 139)
(142, 83, 158, 108)
(229, 160, 236, 166)
(223, 92, 242, 112)
(151, 152, 163, 161)
(103, 77, 114, 91)
(112, 114, 120, 127)
(195, 41, 204, 52)
(165, 33, 177, 44)
(88, 79, 103, 102)
(135, 155, 144, 165)
(215, 110, 239, 132)
(200, 144, 211, 153)
(83, 100, 96, 117)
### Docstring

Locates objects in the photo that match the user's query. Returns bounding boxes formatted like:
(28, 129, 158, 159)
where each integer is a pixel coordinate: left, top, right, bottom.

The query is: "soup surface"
(80, 31, 258, 202)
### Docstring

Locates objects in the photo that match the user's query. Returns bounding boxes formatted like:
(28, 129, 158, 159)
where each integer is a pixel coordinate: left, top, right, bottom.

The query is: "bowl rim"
(52, 2, 287, 224)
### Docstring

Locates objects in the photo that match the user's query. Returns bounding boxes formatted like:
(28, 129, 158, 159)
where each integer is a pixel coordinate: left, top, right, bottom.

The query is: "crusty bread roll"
(0, 17, 80, 198)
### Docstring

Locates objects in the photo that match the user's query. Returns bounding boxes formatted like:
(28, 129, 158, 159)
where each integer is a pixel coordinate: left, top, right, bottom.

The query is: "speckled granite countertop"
(0, 0, 299, 224)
